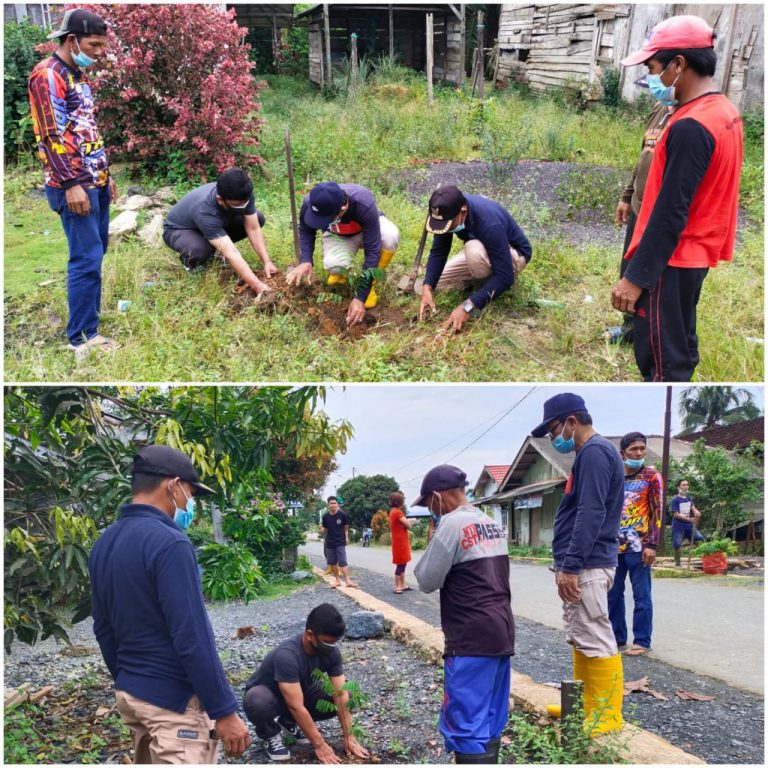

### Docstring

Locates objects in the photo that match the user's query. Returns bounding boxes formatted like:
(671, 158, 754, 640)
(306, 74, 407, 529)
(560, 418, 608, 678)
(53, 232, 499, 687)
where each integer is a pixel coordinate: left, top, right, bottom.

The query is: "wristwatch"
(462, 299, 475, 314)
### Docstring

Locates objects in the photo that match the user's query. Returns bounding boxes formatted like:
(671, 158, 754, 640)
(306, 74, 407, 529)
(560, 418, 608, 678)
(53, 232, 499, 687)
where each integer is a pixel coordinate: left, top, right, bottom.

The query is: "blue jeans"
(672, 526, 704, 550)
(441, 656, 511, 754)
(607, 550, 653, 649)
(46, 184, 111, 346)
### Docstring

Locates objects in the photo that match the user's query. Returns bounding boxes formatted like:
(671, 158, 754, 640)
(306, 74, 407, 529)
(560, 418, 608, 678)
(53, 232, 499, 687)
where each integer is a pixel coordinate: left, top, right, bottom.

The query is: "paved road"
(302, 541, 764, 694)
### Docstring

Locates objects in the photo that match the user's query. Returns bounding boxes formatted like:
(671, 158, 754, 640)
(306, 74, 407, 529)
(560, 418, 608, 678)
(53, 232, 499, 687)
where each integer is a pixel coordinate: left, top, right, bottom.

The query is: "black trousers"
(618, 211, 638, 337)
(242, 683, 335, 739)
(163, 210, 266, 269)
(632, 265, 709, 382)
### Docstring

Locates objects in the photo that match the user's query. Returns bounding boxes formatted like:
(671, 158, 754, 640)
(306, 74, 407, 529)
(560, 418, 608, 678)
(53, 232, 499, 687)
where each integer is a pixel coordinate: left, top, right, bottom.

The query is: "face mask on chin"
(71, 39, 95, 68)
(625, 458, 645, 470)
(551, 420, 575, 454)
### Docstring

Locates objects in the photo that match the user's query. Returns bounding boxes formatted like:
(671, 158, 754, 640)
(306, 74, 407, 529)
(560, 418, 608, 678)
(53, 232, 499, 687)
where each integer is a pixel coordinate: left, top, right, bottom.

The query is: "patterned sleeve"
(645, 470, 665, 548)
(28, 65, 79, 188)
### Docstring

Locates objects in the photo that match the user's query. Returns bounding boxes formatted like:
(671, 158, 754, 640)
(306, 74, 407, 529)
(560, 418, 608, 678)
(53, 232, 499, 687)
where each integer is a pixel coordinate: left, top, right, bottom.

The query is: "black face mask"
(313, 638, 338, 657)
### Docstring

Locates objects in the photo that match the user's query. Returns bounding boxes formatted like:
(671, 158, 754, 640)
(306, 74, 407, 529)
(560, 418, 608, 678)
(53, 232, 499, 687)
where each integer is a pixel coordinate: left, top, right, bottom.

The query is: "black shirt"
(322, 511, 349, 547)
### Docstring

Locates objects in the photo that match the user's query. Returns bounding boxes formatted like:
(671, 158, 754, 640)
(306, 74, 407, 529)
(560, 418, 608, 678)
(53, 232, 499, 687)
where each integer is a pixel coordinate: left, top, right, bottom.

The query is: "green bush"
(186, 522, 215, 548)
(693, 536, 738, 557)
(4, 19, 50, 163)
(198, 542, 265, 603)
(599, 66, 622, 109)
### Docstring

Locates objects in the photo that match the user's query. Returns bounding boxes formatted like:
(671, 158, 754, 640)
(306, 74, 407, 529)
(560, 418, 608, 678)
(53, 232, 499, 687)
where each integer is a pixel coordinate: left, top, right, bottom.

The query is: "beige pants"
(115, 690, 219, 764)
(435, 239, 518, 291)
(322, 215, 400, 273)
(561, 567, 618, 658)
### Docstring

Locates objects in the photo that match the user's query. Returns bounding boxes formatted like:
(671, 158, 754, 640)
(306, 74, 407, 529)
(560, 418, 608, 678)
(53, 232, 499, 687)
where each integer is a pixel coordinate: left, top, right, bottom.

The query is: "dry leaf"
(624, 677, 668, 700)
(231, 626, 256, 639)
(94, 705, 112, 718)
(676, 690, 715, 701)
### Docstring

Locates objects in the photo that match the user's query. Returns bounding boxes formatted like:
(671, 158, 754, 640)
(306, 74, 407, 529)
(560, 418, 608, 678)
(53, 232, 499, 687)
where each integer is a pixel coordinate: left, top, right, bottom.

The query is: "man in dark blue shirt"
(419, 185, 532, 331)
(89, 445, 251, 763)
(531, 393, 625, 736)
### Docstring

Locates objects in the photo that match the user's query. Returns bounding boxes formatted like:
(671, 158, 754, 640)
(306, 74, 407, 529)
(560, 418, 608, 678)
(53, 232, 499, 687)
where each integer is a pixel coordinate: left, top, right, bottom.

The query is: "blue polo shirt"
(552, 435, 624, 574)
(88, 504, 238, 719)
(423, 194, 532, 310)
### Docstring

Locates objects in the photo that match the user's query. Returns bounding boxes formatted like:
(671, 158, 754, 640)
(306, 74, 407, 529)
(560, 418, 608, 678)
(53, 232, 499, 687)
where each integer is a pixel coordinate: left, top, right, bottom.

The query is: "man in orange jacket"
(611, 15, 743, 382)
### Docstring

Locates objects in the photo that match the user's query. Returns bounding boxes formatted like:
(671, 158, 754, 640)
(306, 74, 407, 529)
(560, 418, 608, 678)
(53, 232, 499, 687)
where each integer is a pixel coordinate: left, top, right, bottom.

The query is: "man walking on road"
(607, 432, 664, 656)
(531, 394, 625, 735)
(89, 445, 250, 763)
(322, 496, 357, 588)
(413, 465, 514, 763)
(29, 9, 119, 355)
(242, 604, 369, 763)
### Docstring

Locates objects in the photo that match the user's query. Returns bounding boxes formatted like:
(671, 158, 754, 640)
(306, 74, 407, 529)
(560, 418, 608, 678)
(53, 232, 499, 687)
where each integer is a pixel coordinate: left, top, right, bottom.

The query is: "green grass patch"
(5, 76, 762, 382)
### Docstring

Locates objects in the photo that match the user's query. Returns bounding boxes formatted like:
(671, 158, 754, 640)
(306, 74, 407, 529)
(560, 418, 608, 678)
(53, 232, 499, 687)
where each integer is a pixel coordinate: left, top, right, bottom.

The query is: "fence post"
(426, 13, 434, 107)
(349, 33, 359, 97)
(560, 679, 584, 752)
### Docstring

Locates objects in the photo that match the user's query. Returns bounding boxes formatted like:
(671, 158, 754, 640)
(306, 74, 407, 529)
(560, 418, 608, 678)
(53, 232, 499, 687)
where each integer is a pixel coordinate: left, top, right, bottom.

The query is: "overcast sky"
(318, 385, 764, 506)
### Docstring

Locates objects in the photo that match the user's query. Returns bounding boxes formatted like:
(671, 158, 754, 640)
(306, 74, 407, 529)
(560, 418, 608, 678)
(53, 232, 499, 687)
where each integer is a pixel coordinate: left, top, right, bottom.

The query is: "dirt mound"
(225, 272, 411, 340)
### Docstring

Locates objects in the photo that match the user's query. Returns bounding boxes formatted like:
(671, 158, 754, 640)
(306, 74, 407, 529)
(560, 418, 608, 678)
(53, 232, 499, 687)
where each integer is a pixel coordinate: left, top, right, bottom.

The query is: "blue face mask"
(451, 223, 466, 234)
(646, 63, 679, 106)
(72, 39, 95, 68)
(429, 511, 441, 525)
(551, 420, 575, 454)
(173, 486, 196, 530)
(625, 458, 645, 469)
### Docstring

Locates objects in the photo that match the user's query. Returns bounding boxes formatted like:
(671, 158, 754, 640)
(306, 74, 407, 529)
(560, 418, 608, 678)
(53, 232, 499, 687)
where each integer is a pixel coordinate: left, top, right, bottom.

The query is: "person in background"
(670, 479, 704, 566)
(321, 496, 357, 588)
(388, 491, 413, 594)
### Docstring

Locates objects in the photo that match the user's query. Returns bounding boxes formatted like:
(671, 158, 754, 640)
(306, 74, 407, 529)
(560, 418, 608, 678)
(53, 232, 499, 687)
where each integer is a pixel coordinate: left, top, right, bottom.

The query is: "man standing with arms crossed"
(29, 9, 119, 355)
(413, 465, 514, 764)
(531, 394, 625, 735)
(322, 496, 357, 588)
(89, 445, 250, 763)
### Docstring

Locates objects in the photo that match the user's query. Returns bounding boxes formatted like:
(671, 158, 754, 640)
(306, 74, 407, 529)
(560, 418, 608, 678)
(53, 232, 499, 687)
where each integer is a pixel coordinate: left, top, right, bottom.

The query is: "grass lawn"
(4, 75, 763, 382)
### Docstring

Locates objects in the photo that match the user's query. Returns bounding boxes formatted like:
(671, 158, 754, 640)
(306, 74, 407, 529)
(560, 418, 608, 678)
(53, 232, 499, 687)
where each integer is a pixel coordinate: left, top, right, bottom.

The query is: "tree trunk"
(211, 501, 227, 545)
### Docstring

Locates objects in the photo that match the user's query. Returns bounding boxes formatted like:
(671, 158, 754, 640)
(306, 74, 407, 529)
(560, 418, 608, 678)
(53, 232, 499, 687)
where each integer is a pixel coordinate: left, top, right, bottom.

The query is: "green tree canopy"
(335, 474, 401, 529)
(678, 386, 761, 435)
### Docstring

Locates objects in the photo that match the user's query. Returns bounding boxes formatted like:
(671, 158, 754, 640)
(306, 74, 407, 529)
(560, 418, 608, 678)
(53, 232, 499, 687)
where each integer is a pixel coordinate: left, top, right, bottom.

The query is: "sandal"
(623, 645, 651, 656)
(393, 589, 404, 594)
(69, 334, 121, 355)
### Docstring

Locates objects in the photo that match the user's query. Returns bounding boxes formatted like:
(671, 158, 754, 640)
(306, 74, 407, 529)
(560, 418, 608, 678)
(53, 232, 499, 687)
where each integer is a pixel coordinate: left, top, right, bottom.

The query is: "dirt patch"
(224, 271, 411, 341)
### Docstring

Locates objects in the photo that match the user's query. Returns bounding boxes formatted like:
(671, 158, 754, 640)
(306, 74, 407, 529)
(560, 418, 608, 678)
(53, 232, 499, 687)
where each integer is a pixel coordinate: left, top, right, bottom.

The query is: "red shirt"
(389, 507, 411, 565)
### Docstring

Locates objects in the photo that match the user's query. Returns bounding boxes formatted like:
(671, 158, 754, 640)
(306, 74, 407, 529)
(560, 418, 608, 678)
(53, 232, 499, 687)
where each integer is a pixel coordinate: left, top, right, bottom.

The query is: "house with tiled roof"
(677, 417, 764, 455)
(473, 464, 512, 531)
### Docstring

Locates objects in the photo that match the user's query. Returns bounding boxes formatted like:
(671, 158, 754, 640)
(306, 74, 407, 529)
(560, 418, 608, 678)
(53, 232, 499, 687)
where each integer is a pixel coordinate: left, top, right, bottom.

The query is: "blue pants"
(440, 656, 511, 755)
(46, 184, 111, 346)
(672, 526, 704, 549)
(607, 550, 652, 649)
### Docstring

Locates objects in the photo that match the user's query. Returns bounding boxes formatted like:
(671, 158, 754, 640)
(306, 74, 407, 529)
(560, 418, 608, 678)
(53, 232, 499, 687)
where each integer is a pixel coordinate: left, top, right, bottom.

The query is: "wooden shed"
(495, 3, 764, 112)
(296, 4, 469, 88)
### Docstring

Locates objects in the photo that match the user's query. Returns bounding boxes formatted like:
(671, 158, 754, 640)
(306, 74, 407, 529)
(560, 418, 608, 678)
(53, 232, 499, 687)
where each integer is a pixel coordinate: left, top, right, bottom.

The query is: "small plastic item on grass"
(117, 300, 132, 311)
(534, 298, 565, 309)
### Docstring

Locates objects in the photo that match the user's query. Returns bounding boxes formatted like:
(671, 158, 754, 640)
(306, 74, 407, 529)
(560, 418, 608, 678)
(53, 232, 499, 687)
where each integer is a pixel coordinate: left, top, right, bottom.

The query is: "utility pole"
(659, 386, 673, 556)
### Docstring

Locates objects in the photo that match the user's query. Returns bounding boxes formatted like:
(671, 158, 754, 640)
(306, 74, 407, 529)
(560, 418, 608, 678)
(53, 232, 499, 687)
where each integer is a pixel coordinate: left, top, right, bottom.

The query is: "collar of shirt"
(51, 52, 82, 80)
(118, 503, 177, 528)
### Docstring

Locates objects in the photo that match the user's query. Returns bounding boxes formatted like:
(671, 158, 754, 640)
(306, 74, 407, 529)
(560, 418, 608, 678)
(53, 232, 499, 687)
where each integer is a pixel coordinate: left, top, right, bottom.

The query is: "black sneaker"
(276, 715, 311, 745)
(265, 733, 290, 761)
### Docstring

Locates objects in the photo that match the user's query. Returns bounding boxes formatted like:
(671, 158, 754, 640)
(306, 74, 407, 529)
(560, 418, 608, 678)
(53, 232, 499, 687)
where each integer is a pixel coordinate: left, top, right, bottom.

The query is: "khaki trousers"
(115, 690, 220, 764)
(561, 567, 619, 658)
(435, 240, 519, 291)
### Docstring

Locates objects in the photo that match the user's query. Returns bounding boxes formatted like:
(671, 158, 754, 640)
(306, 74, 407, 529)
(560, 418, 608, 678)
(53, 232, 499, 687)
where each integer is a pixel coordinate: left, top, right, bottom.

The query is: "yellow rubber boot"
(364, 249, 396, 308)
(326, 274, 347, 286)
(583, 654, 624, 736)
(546, 647, 589, 719)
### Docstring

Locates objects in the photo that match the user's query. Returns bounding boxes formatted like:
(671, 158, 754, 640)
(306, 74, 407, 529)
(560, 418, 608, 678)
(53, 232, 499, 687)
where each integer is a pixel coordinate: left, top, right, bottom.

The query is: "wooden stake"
(284, 129, 300, 265)
(426, 13, 434, 107)
(477, 10, 485, 99)
(323, 3, 332, 92)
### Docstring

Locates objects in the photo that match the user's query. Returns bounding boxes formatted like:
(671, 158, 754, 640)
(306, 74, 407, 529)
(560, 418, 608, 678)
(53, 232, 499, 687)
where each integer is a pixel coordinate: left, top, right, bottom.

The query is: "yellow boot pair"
(364, 248, 395, 308)
(546, 648, 624, 736)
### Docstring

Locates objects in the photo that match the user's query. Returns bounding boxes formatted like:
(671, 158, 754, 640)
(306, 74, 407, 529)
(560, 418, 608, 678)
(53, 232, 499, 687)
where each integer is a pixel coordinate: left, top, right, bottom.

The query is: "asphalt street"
(302, 540, 764, 694)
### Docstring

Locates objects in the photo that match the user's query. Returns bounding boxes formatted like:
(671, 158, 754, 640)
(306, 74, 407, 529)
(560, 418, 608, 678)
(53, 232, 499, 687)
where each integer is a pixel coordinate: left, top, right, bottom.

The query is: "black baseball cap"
(531, 393, 588, 438)
(305, 182, 346, 230)
(426, 185, 466, 235)
(411, 464, 467, 507)
(47, 9, 107, 40)
(216, 167, 253, 202)
(132, 445, 215, 496)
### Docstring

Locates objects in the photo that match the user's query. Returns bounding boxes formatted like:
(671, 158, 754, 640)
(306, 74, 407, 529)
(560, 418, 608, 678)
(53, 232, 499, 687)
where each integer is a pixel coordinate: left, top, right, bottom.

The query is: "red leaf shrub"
(61, 3, 266, 181)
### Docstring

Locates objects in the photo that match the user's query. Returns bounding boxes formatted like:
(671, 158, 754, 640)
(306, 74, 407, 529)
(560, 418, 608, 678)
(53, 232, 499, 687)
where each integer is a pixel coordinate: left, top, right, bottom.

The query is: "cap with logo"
(305, 182, 346, 230)
(621, 15, 715, 67)
(426, 185, 467, 235)
(411, 464, 468, 507)
(47, 9, 108, 40)
(531, 393, 588, 438)
(132, 445, 215, 496)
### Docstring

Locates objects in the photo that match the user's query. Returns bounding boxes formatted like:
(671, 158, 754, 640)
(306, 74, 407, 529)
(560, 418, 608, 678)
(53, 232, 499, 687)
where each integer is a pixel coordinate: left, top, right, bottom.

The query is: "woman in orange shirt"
(389, 491, 413, 594)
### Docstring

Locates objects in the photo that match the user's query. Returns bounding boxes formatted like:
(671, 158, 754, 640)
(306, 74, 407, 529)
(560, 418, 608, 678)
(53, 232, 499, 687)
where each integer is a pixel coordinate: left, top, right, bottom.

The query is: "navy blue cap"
(132, 445, 215, 496)
(305, 182, 346, 230)
(531, 393, 588, 438)
(411, 464, 467, 507)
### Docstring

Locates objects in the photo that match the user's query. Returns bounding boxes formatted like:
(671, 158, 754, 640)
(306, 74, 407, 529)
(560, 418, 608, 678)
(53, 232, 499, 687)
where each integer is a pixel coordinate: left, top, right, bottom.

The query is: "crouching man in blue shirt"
(89, 445, 251, 763)
(531, 394, 625, 736)
(419, 185, 532, 332)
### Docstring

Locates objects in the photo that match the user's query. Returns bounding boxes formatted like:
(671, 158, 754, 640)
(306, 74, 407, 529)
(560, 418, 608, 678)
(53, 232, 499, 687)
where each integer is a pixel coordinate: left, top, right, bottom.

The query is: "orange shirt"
(389, 507, 411, 565)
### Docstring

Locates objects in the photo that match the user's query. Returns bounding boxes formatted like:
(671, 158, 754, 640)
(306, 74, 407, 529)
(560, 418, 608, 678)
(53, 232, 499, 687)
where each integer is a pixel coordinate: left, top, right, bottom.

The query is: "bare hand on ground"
(216, 713, 251, 758)
(556, 571, 581, 603)
(419, 287, 436, 321)
(443, 305, 471, 333)
(344, 736, 370, 759)
(314, 740, 341, 764)
(65, 184, 90, 216)
(286, 263, 313, 286)
(611, 277, 643, 314)
(615, 201, 631, 226)
(346, 299, 366, 328)
(262, 259, 279, 278)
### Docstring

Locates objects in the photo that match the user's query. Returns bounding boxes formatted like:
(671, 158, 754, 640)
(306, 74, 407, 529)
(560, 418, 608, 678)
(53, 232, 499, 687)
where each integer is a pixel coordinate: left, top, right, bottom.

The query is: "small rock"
(137, 212, 164, 244)
(346, 610, 385, 639)
(37, 279, 56, 287)
(731, 740, 744, 747)
(152, 186, 177, 203)
(125, 185, 148, 197)
(109, 210, 138, 238)
(291, 570, 312, 581)
(117, 194, 154, 211)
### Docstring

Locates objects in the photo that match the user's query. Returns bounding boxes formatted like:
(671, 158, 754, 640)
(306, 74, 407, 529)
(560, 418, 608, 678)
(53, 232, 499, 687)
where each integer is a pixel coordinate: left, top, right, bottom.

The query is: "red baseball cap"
(622, 15, 715, 67)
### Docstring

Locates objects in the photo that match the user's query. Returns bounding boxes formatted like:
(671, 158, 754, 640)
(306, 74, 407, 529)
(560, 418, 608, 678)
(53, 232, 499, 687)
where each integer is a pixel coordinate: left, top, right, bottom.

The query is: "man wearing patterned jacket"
(607, 432, 664, 656)
(29, 9, 118, 355)
(413, 464, 514, 764)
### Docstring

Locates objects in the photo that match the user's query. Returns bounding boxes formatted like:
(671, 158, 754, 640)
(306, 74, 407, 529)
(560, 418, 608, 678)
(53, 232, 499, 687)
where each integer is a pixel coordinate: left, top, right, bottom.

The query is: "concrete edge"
(313, 568, 705, 765)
